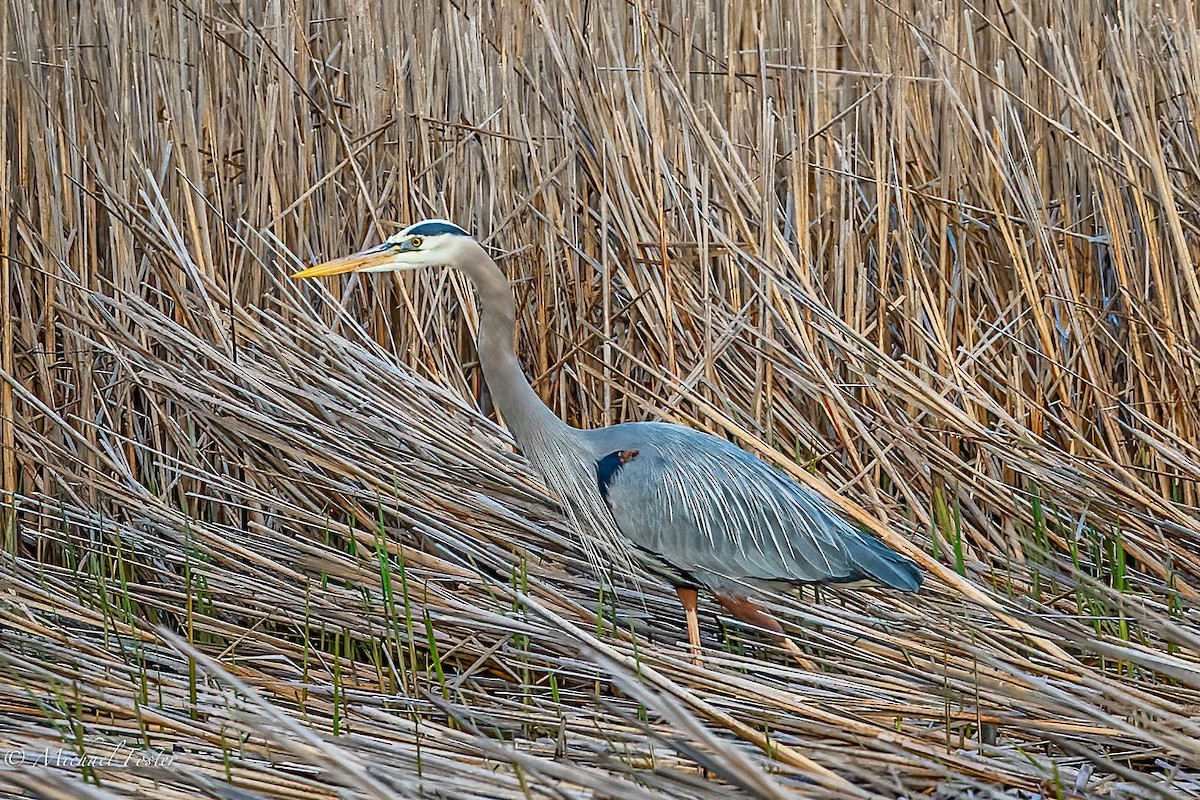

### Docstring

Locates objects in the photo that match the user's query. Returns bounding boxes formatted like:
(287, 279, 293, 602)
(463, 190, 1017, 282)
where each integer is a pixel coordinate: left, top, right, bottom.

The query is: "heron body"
(588, 423, 920, 593)
(294, 220, 923, 662)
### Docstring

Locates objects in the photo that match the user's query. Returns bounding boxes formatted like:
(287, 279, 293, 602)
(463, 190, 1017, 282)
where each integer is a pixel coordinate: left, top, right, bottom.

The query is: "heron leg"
(675, 587, 702, 664)
(714, 593, 816, 670)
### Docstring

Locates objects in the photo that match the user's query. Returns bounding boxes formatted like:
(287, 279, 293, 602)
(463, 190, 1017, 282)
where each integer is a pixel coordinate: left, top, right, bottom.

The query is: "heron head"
(291, 219, 474, 279)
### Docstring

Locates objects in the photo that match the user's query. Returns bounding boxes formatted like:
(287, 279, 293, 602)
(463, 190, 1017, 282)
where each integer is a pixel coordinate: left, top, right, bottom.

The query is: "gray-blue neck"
(459, 241, 574, 447)
(452, 239, 633, 575)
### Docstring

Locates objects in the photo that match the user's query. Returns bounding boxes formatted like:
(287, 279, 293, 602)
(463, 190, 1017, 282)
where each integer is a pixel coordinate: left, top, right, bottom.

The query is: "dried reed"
(1, 0, 1199, 797)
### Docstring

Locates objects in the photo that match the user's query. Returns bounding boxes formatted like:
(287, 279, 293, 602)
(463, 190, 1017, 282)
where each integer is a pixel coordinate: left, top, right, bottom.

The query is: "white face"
(292, 219, 473, 279)
(376, 228, 461, 270)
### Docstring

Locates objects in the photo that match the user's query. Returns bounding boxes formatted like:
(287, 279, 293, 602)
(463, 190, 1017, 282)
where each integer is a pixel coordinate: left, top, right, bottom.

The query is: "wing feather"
(588, 422, 921, 592)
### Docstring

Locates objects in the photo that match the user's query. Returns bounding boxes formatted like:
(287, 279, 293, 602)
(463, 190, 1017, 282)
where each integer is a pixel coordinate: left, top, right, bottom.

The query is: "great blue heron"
(293, 220, 922, 664)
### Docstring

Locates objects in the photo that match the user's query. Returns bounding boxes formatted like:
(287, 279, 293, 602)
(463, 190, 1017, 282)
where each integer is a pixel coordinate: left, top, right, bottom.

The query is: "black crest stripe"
(405, 221, 470, 237)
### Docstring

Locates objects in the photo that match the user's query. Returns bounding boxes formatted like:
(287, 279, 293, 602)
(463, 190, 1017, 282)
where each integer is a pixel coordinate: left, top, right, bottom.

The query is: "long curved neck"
(458, 241, 573, 446)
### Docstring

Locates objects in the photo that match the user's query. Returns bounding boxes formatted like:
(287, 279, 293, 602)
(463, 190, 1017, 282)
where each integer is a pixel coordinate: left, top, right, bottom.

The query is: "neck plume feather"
(456, 241, 636, 577)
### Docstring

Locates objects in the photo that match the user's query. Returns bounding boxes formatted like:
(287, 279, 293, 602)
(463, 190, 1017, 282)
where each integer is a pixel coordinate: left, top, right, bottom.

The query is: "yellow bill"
(291, 246, 393, 279)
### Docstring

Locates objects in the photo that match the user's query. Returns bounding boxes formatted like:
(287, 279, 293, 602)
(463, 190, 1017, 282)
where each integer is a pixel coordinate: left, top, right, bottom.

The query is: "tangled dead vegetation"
(2, 1, 1199, 797)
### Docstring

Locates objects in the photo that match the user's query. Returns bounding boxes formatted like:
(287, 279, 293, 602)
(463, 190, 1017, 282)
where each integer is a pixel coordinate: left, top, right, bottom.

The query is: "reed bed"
(2, 0, 1199, 797)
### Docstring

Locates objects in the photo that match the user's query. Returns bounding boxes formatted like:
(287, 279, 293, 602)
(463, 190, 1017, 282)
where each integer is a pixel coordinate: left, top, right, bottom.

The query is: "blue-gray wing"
(587, 423, 921, 592)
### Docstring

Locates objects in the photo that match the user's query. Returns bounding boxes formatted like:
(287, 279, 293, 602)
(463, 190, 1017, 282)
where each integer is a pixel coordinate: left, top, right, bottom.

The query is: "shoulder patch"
(596, 449, 639, 500)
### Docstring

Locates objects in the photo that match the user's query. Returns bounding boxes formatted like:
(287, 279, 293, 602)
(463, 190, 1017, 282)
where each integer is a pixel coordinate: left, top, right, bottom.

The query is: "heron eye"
(409, 236, 423, 249)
